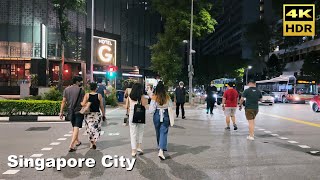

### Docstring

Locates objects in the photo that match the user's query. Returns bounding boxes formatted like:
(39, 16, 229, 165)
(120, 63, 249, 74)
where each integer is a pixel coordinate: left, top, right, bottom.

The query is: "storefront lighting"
(122, 73, 143, 77)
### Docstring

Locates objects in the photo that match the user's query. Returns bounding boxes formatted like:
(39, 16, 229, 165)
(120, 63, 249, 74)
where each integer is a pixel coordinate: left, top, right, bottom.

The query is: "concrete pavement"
(0, 104, 320, 179)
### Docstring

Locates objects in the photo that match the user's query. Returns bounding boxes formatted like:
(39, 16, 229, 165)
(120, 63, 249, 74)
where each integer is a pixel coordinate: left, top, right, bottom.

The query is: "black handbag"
(66, 88, 82, 121)
(132, 99, 146, 124)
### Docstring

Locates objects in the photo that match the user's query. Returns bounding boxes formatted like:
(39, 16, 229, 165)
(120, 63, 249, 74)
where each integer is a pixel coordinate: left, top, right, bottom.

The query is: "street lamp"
(246, 65, 253, 85)
(90, 0, 94, 82)
(188, 0, 194, 105)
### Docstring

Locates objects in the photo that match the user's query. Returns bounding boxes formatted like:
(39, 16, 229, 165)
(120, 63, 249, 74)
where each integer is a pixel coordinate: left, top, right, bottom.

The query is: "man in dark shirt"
(175, 81, 186, 119)
(239, 79, 262, 141)
(96, 78, 107, 112)
(59, 76, 84, 152)
(206, 81, 217, 114)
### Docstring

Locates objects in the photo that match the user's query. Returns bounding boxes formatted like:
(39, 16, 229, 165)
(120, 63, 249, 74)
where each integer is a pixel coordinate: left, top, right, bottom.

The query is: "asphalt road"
(0, 104, 320, 180)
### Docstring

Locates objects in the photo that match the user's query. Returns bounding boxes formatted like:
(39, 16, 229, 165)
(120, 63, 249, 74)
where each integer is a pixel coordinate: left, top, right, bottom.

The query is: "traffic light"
(106, 65, 118, 79)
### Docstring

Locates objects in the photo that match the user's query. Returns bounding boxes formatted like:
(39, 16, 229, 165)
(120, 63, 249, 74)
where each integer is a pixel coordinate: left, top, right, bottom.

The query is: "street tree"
(150, 0, 218, 85)
(302, 51, 320, 81)
(245, 20, 272, 58)
(266, 54, 283, 79)
(52, 0, 86, 91)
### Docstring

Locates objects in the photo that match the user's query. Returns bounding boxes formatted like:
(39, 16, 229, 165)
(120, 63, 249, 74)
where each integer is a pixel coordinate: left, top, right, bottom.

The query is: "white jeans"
(129, 110, 145, 150)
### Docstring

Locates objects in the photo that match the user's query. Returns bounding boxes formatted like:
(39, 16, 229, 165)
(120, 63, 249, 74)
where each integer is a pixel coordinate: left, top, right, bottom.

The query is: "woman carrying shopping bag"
(128, 83, 148, 157)
(149, 81, 174, 160)
(81, 82, 106, 149)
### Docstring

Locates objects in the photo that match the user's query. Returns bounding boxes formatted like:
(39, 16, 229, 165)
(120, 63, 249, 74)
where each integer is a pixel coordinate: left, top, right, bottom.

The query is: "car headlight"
(275, 95, 279, 98)
(271, 97, 275, 101)
(213, 94, 218, 98)
(294, 97, 300, 101)
(205, 94, 207, 98)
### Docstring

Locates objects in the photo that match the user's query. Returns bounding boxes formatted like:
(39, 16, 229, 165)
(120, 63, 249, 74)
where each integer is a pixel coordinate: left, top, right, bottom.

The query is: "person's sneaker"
(246, 136, 254, 141)
(234, 124, 238, 130)
(182, 116, 186, 119)
(225, 127, 230, 130)
(176, 115, 179, 118)
(206, 111, 209, 114)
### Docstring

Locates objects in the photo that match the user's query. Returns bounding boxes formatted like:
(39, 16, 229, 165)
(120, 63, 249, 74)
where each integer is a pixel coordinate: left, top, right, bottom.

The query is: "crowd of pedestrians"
(59, 76, 262, 159)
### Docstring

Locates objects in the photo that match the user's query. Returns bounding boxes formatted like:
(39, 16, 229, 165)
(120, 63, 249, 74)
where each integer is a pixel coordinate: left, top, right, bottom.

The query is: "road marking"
(271, 134, 279, 137)
(310, 151, 319, 154)
(100, 131, 104, 135)
(279, 137, 289, 140)
(41, 147, 52, 151)
(57, 138, 67, 141)
(50, 142, 60, 146)
(260, 112, 320, 128)
(298, 145, 311, 149)
(64, 134, 72, 137)
(264, 131, 272, 134)
(108, 132, 120, 136)
(258, 129, 265, 131)
(288, 141, 298, 144)
(30, 154, 43, 158)
(2, 170, 20, 175)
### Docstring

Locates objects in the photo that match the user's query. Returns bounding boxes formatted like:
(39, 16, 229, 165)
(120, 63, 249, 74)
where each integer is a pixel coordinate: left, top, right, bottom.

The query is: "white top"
(149, 99, 173, 123)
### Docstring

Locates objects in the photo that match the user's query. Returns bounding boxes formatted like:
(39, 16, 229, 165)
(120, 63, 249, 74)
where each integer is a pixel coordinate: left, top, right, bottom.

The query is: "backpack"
(132, 99, 146, 124)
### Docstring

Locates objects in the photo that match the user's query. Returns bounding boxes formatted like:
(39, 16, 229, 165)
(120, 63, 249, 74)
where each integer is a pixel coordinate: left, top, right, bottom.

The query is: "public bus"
(256, 75, 317, 103)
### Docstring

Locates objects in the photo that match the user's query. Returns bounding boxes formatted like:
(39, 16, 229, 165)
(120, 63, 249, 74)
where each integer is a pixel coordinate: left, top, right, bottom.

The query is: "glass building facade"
(0, 0, 162, 94)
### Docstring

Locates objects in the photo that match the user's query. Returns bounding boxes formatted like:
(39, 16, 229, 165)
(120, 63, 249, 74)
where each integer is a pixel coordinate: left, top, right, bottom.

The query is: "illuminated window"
(260, 5, 264, 12)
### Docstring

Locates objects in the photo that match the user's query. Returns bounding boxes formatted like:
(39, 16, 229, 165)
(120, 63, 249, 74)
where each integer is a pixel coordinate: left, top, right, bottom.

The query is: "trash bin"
(117, 90, 125, 102)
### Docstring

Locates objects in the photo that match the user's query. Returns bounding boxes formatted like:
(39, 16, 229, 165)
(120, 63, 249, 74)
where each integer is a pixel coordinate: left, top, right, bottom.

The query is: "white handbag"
(168, 107, 175, 126)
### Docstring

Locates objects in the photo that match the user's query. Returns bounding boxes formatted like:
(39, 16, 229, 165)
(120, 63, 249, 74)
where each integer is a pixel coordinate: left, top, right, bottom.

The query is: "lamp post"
(246, 65, 253, 85)
(90, 0, 94, 82)
(188, 0, 194, 104)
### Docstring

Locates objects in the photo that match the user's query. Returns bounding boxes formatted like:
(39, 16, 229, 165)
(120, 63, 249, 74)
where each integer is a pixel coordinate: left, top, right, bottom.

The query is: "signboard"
(93, 36, 116, 65)
(283, 4, 315, 36)
(41, 24, 47, 59)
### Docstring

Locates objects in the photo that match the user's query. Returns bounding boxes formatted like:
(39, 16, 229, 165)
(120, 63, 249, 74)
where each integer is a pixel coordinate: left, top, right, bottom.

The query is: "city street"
(1, 104, 320, 180)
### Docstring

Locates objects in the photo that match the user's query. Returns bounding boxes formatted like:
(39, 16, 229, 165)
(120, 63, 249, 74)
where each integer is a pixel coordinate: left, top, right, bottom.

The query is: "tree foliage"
(150, 0, 218, 85)
(266, 54, 283, 79)
(245, 20, 272, 58)
(52, 0, 86, 90)
(302, 51, 320, 81)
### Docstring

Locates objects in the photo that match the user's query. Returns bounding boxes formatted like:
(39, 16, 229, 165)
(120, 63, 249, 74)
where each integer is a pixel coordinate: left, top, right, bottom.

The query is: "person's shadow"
(135, 143, 211, 180)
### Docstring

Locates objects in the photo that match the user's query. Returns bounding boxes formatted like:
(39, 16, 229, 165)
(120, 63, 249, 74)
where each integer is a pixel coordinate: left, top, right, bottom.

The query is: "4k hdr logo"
(283, 4, 315, 36)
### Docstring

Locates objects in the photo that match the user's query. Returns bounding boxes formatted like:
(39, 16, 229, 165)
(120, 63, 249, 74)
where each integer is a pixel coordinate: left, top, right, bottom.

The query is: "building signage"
(283, 4, 315, 36)
(41, 24, 47, 59)
(93, 36, 116, 65)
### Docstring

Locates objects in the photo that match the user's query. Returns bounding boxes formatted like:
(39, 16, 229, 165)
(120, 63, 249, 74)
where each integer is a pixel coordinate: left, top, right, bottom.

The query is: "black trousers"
(176, 102, 185, 117)
(207, 99, 215, 113)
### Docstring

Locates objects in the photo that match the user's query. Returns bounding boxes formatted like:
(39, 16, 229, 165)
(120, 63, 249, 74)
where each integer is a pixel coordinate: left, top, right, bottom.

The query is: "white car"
(260, 91, 275, 106)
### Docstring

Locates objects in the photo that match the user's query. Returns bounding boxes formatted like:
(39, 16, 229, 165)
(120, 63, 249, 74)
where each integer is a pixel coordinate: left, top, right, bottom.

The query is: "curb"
(0, 116, 64, 122)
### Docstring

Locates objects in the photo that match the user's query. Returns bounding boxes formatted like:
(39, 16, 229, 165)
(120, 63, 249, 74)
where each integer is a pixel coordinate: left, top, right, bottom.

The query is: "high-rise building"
(201, 0, 274, 60)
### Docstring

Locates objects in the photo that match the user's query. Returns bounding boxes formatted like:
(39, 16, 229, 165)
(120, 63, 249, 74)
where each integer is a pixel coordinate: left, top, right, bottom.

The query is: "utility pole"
(90, 0, 94, 82)
(188, 0, 194, 104)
